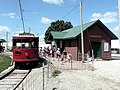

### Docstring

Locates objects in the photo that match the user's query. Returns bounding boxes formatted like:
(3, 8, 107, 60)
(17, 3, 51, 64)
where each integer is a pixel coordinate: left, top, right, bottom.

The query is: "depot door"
(91, 42, 102, 58)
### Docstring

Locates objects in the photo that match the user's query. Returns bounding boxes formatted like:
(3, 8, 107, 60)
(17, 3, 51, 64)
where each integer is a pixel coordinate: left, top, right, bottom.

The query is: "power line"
(61, 4, 79, 19)
(15, 4, 80, 32)
(18, 4, 79, 20)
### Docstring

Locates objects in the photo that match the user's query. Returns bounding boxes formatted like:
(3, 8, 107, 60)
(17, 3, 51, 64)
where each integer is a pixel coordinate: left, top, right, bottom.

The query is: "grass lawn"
(0, 54, 12, 73)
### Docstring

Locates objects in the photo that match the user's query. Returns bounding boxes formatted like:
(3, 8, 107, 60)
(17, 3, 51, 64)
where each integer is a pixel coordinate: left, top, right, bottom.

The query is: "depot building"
(49, 20, 118, 60)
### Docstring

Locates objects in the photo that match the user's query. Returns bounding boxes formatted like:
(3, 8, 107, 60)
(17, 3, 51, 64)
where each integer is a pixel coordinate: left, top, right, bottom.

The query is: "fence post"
(91, 50, 94, 71)
(70, 56, 73, 70)
(42, 63, 45, 90)
(61, 54, 64, 65)
(47, 56, 50, 78)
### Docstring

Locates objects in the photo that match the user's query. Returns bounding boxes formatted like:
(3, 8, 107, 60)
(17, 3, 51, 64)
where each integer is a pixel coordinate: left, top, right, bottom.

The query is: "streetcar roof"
(13, 33, 39, 38)
(12, 36, 39, 38)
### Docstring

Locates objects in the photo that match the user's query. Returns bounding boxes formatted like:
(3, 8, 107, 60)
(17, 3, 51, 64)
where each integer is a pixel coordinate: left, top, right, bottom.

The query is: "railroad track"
(0, 69, 31, 90)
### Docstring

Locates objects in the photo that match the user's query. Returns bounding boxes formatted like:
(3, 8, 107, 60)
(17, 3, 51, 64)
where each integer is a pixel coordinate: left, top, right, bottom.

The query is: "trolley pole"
(80, 0, 84, 62)
(18, 0, 25, 33)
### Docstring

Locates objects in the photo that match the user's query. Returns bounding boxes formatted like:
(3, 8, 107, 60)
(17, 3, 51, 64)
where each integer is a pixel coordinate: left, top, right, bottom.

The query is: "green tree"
(44, 20, 73, 44)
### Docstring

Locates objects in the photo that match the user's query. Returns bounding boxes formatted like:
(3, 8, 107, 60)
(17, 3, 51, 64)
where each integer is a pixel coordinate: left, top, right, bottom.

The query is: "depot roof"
(50, 20, 118, 40)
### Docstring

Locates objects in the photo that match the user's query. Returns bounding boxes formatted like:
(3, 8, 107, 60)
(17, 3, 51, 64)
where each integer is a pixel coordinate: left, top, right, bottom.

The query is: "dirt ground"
(46, 60, 120, 90)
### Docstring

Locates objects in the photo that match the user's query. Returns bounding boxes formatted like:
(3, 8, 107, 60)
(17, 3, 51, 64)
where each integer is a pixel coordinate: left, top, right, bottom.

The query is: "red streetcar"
(12, 33, 40, 66)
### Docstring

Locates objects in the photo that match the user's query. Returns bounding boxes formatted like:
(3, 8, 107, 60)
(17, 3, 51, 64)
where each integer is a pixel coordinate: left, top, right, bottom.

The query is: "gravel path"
(46, 60, 120, 90)
(94, 60, 120, 82)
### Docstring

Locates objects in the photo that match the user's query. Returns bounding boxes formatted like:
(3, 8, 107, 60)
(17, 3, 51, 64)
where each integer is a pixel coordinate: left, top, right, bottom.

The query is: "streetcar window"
(13, 38, 38, 49)
(25, 43, 29, 47)
(22, 43, 25, 48)
(34, 41, 38, 47)
(16, 43, 21, 47)
(21, 43, 30, 48)
(13, 42, 30, 49)
(31, 42, 34, 47)
(31, 41, 38, 48)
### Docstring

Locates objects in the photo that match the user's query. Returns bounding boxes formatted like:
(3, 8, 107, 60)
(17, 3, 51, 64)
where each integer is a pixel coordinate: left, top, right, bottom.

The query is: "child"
(67, 52, 71, 62)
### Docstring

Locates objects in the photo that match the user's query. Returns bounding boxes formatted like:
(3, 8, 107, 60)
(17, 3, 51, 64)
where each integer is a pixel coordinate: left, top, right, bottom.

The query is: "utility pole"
(6, 32, 8, 51)
(80, 0, 84, 62)
(18, 0, 25, 33)
(118, 0, 120, 54)
(118, 0, 120, 31)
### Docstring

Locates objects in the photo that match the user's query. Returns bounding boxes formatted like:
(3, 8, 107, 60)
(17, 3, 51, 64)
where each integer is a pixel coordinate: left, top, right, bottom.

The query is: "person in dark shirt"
(0, 45, 2, 53)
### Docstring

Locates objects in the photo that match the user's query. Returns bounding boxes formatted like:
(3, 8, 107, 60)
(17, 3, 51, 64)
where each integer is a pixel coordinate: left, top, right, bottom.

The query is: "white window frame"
(104, 42, 109, 52)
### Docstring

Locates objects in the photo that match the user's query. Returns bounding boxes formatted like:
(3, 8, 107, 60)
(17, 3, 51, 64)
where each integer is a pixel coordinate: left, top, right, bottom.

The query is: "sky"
(0, 0, 120, 46)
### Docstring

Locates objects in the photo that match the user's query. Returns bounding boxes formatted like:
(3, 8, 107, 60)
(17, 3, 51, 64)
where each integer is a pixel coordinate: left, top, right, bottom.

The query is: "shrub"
(52, 69, 61, 77)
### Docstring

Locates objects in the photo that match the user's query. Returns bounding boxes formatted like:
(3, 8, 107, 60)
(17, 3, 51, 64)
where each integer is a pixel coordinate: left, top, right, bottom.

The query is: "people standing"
(43, 47, 47, 57)
(56, 48, 61, 61)
(0, 45, 2, 53)
(39, 47, 42, 56)
(63, 49, 67, 62)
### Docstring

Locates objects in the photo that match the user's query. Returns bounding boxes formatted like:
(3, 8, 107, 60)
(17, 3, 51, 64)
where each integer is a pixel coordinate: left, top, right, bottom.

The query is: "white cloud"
(40, 17, 55, 25)
(42, 0, 64, 5)
(0, 26, 11, 32)
(112, 26, 120, 32)
(90, 12, 117, 24)
(110, 26, 120, 37)
(1, 12, 17, 19)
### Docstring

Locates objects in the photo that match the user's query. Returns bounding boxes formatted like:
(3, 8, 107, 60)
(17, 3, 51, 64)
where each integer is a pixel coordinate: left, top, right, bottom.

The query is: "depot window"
(104, 42, 109, 52)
